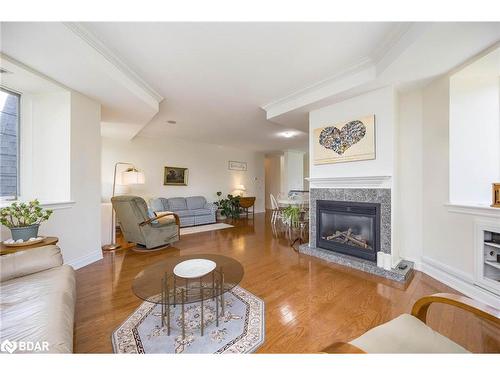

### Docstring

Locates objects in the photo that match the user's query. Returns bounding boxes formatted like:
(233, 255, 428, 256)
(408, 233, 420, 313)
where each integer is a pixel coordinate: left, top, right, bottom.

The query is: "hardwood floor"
(74, 212, 499, 353)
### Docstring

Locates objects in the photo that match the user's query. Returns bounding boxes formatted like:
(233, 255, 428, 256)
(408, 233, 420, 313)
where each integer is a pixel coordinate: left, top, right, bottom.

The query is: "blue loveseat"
(149, 196, 217, 227)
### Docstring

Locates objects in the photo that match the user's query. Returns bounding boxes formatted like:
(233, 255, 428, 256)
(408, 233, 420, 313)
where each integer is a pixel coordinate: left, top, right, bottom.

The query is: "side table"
(238, 197, 256, 218)
(0, 236, 59, 256)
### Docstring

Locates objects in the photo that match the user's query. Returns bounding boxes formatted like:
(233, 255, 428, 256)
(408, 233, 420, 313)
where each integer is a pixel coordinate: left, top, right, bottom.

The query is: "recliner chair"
(111, 195, 180, 250)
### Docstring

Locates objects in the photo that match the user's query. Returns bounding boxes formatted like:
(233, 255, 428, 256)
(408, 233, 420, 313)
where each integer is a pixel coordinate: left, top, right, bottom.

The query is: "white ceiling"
(68, 22, 408, 151)
(1, 22, 498, 152)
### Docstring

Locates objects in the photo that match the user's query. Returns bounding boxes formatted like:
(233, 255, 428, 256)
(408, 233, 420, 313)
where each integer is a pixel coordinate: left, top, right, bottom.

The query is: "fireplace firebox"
(316, 200, 380, 261)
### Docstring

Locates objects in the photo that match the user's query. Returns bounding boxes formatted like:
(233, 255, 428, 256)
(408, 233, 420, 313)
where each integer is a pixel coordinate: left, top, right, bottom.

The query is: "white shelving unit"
(475, 221, 500, 296)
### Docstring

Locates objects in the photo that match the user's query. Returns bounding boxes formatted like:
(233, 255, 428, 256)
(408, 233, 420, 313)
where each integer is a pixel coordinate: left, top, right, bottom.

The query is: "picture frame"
(313, 114, 376, 165)
(228, 160, 247, 171)
(164, 166, 188, 186)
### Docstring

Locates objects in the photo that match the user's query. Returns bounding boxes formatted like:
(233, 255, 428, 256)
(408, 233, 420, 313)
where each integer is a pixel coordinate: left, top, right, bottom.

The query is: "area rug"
(112, 286, 265, 353)
(180, 223, 234, 236)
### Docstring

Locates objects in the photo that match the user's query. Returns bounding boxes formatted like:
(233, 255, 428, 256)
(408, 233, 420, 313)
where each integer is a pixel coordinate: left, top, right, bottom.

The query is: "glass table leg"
(181, 288, 185, 340)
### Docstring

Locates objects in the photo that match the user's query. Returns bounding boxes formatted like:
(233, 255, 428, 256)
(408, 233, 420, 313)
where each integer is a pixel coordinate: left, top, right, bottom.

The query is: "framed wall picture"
(228, 160, 247, 171)
(313, 115, 376, 165)
(164, 166, 188, 186)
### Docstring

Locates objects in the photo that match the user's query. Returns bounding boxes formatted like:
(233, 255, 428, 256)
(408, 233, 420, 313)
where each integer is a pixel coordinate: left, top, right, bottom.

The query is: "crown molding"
(262, 58, 375, 119)
(261, 23, 424, 121)
(63, 22, 164, 104)
(370, 23, 417, 65)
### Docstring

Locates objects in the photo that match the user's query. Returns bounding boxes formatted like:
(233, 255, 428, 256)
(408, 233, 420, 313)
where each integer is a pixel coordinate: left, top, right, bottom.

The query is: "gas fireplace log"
(343, 233, 369, 249)
(323, 228, 369, 249)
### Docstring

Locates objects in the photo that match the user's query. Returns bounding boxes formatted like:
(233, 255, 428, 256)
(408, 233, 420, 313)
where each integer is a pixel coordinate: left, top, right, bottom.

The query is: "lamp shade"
(235, 184, 246, 191)
(121, 169, 145, 185)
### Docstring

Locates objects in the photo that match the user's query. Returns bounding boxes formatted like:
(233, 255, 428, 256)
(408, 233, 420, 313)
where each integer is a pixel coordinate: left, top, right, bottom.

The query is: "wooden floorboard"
(74, 212, 499, 353)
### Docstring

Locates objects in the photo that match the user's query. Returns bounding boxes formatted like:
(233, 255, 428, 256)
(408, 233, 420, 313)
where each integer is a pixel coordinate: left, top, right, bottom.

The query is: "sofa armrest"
(0, 245, 64, 282)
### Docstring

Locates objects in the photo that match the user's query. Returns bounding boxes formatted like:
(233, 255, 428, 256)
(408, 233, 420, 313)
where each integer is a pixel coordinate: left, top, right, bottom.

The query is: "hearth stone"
(309, 188, 391, 253)
(298, 243, 414, 283)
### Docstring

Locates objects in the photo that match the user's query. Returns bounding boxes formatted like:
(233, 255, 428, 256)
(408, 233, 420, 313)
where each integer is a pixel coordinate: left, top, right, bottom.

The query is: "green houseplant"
(0, 199, 53, 241)
(215, 192, 241, 220)
(282, 205, 301, 227)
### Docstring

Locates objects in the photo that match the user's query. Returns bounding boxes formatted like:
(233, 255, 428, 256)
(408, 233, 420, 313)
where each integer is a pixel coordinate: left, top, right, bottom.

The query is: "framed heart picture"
(313, 115, 375, 165)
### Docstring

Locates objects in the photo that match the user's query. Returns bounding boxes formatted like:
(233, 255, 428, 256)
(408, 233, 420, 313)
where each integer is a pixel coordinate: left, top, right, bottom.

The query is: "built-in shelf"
(446, 202, 500, 218)
(475, 221, 500, 296)
(485, 241, 500, 249)
(485, 260, 500, 271)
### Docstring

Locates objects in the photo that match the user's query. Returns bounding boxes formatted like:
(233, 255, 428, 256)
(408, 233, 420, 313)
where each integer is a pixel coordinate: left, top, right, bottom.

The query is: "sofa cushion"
(167, 197, 187, 211)
(150, 197, 169, 212)
(190, 208, 212, 217)
(174, 210, 193, 218)
(0, 245, 63, 282)
(186, 196, 207, 210)
(0, 265, 76, 353)
(350, 313, 469, 353)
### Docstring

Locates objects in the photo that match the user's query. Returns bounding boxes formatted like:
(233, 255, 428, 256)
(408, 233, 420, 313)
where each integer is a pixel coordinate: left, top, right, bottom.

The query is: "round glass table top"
(132, 254, 244, 304)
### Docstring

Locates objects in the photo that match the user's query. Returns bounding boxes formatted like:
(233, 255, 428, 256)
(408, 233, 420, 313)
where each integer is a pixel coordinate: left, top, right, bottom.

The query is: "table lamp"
(233, 184, 246, 196)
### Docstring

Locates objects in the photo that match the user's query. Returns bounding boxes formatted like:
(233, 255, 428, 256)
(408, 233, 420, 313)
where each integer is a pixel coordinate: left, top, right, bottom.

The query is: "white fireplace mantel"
(306, 175, 392, 189)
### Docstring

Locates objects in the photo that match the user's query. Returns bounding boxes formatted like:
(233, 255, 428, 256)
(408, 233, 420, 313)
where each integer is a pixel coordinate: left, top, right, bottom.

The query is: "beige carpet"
(180, 223, 234, 235)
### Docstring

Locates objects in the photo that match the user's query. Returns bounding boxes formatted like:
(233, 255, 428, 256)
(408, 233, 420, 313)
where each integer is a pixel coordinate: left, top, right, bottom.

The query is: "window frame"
(0, 86, 21, 201)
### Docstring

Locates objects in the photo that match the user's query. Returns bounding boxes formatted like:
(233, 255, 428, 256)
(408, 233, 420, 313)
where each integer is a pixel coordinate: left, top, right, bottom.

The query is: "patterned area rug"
(180, 223, 234, 236)
(112, 286, 264, 353)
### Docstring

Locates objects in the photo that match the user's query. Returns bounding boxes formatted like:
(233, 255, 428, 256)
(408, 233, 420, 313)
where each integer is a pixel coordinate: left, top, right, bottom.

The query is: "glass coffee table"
(132, 254, 244, 339)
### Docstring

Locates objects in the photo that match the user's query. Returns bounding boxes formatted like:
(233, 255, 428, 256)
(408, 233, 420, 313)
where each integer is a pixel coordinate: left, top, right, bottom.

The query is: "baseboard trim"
(65, 250, 103, 270)
(421, 256, 500, 309)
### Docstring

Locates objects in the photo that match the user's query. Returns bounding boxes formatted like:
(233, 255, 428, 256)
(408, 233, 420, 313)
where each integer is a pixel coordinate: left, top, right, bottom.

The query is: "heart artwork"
(318, 120, 366, 155)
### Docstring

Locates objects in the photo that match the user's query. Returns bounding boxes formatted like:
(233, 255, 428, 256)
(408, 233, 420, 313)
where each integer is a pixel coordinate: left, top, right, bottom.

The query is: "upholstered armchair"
(111, 195, 180, 250)
(322, 293, 500, 353)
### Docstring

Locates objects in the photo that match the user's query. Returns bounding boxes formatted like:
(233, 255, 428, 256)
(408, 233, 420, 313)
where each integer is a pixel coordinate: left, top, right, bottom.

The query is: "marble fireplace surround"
(300, 187, 413, 283)
(308, 188, 391, 252)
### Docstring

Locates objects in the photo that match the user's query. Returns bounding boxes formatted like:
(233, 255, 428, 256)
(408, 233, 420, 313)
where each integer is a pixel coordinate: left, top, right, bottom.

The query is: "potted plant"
(215, 192, 241, 220)
(0, 199, 53, 241)
(282, 205, 301, 227)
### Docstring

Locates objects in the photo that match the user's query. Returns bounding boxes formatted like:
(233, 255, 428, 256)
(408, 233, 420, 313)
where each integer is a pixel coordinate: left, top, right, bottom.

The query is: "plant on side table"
(215, 191, 241, 220)
(0, 199, 53, 242)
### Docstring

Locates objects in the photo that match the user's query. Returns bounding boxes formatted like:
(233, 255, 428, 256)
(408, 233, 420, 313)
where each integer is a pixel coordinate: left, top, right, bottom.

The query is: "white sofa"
(0, 245, 76, 353)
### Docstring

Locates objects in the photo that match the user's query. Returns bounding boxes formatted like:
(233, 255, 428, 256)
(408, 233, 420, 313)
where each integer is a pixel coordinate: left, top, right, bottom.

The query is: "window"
(0, 88, 20, 199)
(449, 47, 500, 206)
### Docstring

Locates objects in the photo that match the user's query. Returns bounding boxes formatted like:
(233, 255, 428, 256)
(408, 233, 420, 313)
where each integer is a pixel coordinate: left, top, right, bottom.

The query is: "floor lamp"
(102, 162, 145, 251)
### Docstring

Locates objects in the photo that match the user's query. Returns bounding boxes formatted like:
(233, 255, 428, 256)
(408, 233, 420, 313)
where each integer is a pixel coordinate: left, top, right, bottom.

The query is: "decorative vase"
(10, 224, 40, 241)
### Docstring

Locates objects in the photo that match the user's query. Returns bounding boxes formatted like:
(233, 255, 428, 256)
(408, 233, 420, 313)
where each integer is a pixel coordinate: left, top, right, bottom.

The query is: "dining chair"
(270, 193, 284, 224)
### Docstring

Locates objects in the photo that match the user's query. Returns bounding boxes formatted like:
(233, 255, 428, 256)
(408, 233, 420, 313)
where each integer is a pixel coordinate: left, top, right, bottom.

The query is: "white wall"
(31, 92, 71, 202)
(102, 136, 265, 212)
(421, 76, 477, 274)
(397, 89, 424, 263)
(264, 153, 282, 209)
(308, 86, 399, 261)
(309, 86, 397, 181)
(303, 152, 310, 191)
(449, 74, 500, 205)
(19, 92, 71, 203)
(33, 92, 102, 268)
(1, 89, 102, 269)
(283, 150, 305, 193)
(396, 74, 500, 307)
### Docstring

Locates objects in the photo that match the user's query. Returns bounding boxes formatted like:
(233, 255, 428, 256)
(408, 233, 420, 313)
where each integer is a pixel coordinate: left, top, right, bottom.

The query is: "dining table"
(277, 198, 309, 206)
